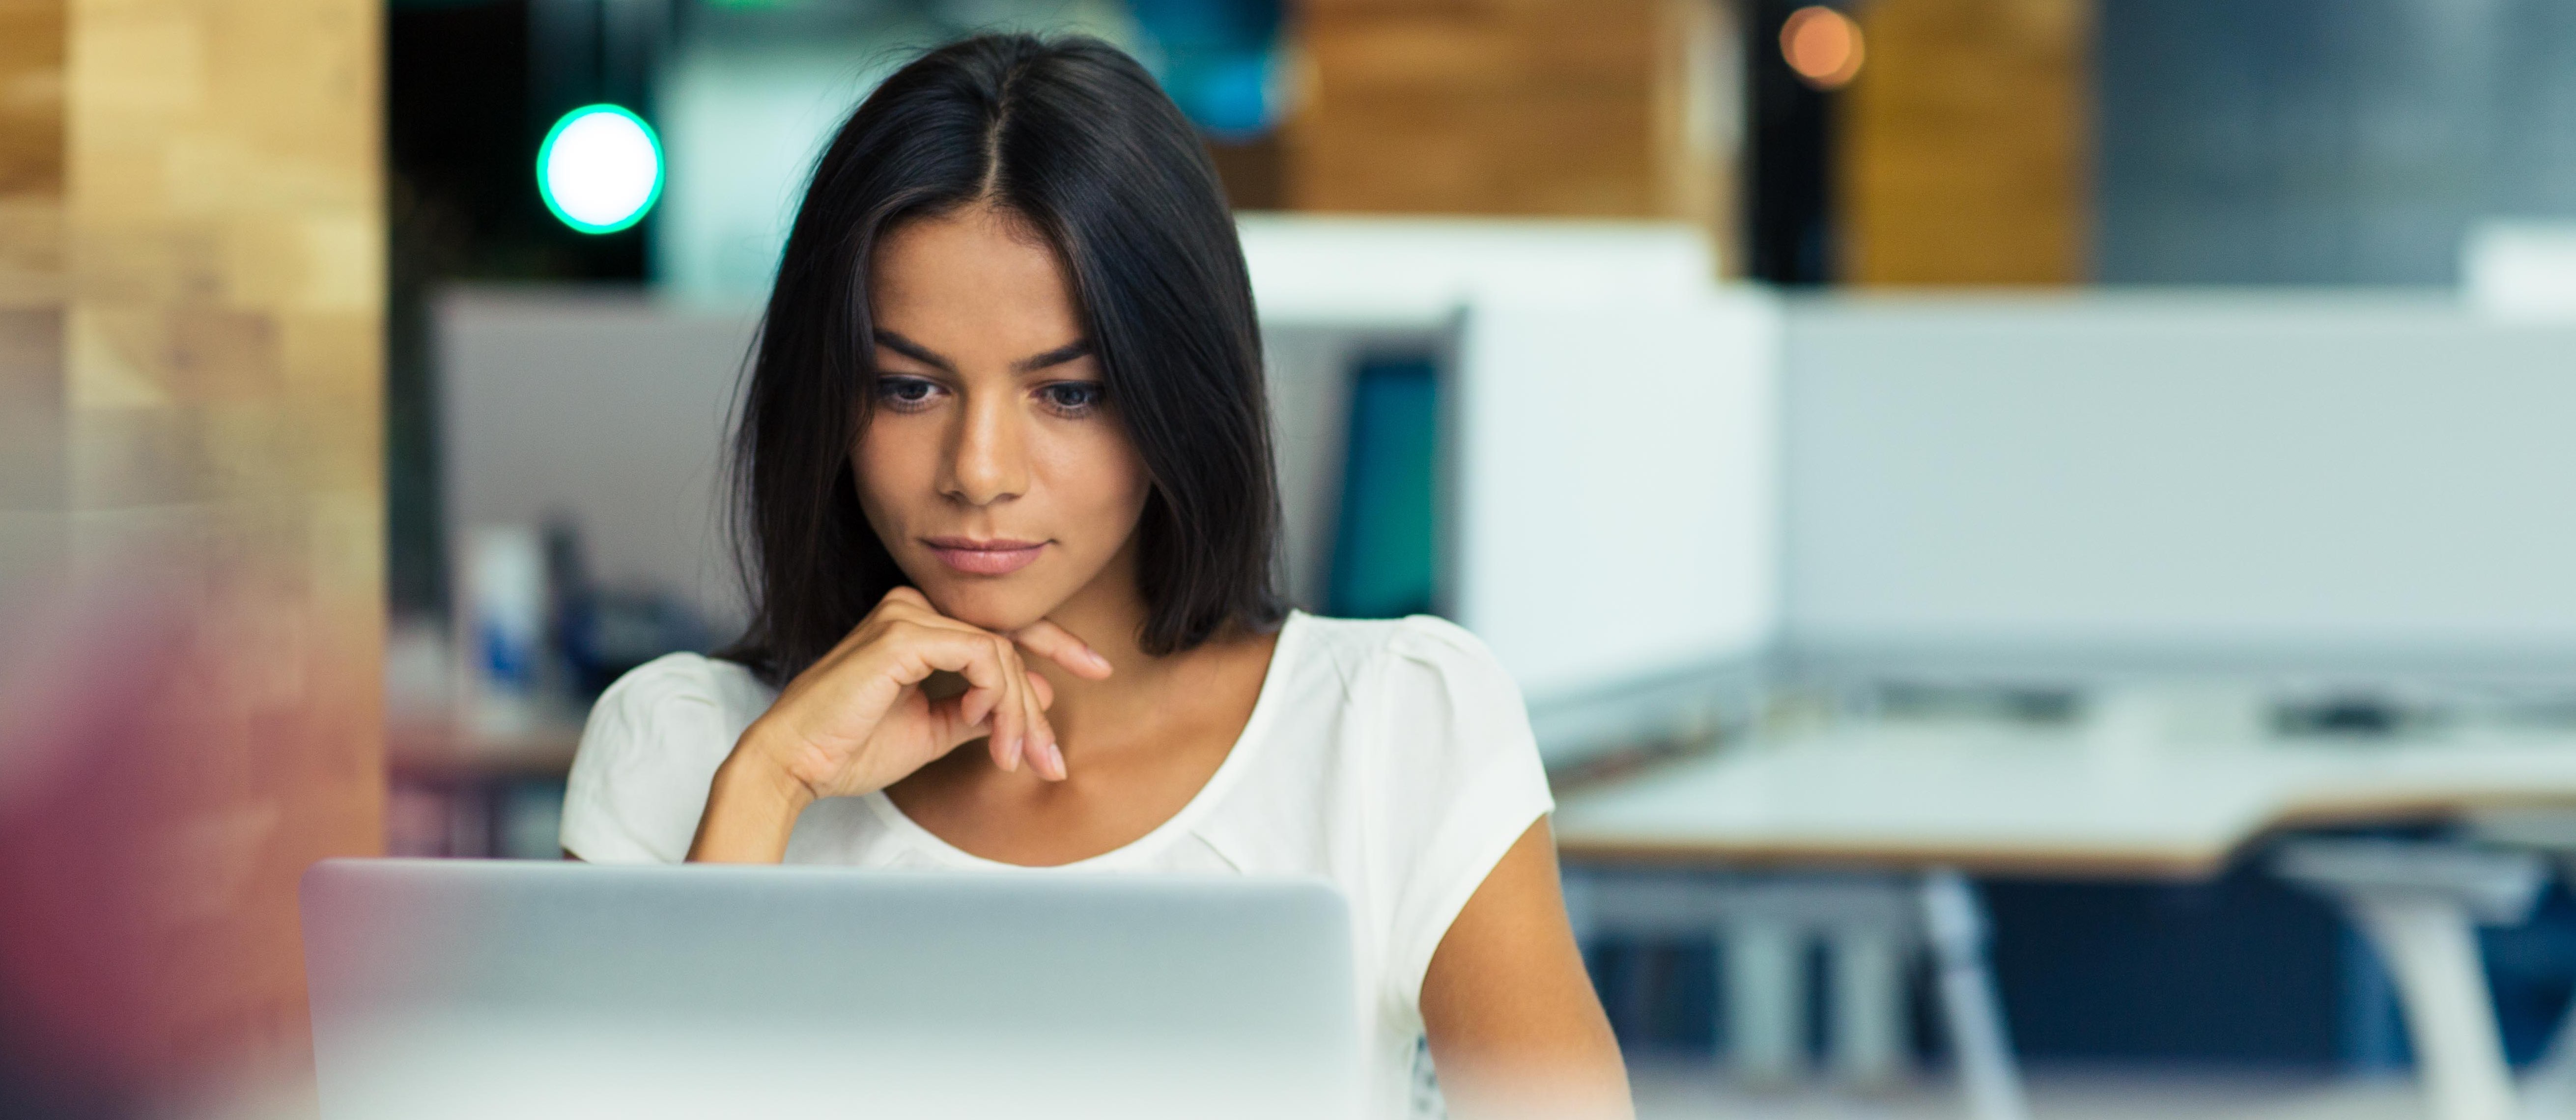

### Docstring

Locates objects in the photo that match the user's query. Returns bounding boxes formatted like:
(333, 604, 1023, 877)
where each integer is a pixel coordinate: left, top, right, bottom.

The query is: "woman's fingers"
(1021, 667, 1062, 781)
(999, 642, 1064, 781)
(957, 671, 999, 729)
(866, 594, 1071, 780)
(893, 624, 1022, 765)
(1017, 669, 1067, 778)
(983, 634, 1051, 778)
(1009, 619, 1113, 680)
(918, 620, 1068, 780)
(988, 635, 1032, 773)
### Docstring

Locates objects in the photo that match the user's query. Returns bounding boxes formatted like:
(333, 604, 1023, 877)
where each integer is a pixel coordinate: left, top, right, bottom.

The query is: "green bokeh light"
(537, 104, 664, 235)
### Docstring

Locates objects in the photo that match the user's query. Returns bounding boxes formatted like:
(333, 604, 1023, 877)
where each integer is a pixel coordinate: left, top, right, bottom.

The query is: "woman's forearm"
(1423, 819, 1635, 1120)
(686, 733, 817, 863)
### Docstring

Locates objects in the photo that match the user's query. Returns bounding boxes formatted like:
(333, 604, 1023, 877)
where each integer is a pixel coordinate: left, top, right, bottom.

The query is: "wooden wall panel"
(1839, 0, 2092, 285)
(0, 0, 382, 1098)
(0, 0, 67, 591)
(1288, 0, 1736, 246)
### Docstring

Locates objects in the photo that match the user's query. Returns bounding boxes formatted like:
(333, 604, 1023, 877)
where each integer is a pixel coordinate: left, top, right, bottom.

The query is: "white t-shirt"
(559, 610, 1556, 1120)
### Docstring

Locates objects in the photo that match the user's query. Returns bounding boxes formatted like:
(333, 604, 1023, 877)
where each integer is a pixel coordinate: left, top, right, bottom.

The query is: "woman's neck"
(1027, 546, 1262, 762)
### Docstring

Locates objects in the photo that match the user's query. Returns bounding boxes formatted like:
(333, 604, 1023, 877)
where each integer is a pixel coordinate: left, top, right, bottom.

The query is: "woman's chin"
(915, 582, 1058, 635)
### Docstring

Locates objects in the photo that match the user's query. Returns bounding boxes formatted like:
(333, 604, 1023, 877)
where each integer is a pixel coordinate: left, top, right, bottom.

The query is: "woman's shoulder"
(604, 649, 769, 694)
(1247, 615, 1551, 1008)
(1281, 612, 1521, 704)
(564, 653, 775, 863)
(580, 652, 777, 759)
(596, 651, 774, 714)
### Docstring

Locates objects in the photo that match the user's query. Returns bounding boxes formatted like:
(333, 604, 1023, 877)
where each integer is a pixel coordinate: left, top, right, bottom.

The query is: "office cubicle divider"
(1451, 289, 1783, 767)
(1782, 292, 2576, 690)
(1240, 216, 1782, 769)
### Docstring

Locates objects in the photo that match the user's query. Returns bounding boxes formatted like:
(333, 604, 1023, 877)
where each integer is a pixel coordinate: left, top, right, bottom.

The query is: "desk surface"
(1552, 720, 2576, 878)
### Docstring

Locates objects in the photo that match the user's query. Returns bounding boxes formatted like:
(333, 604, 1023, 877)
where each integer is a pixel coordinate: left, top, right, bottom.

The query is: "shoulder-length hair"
(720, 33, 1282, 686)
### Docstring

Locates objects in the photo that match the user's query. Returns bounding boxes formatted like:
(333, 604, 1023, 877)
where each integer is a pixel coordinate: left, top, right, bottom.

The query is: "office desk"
(387, 711, 587, 858)
(1552, 719, 2576, 1120)
(1555, 722, 2576, 877)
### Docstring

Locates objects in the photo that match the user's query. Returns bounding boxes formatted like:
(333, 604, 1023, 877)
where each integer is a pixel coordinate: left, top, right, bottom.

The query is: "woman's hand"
(752, 586, 1109, 796)
(687, 587, 1113, 862)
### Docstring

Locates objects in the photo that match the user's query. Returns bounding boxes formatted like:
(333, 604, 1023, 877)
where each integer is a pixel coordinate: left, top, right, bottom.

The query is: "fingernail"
(1047, 741, 1067, 778)
(1088, 649, 1111, 671)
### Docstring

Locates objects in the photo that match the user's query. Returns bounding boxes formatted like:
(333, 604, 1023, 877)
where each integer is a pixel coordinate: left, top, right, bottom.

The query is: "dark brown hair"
(720, 33, 1282, 686)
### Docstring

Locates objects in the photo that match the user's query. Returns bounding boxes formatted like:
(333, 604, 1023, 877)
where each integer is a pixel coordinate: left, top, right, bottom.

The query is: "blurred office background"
(19, 0, 2576, 1115)
(375, 2, 2576, 1118)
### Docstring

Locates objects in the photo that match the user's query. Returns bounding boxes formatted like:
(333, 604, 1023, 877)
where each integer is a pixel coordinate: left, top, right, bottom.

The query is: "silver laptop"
(302, 859, 1360, 1120)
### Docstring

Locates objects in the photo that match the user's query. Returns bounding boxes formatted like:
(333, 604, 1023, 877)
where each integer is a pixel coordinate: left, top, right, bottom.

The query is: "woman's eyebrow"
(870, 331, 1092, 374)
(1013, 339, 1095, 373)
(872, 330, 954, 372)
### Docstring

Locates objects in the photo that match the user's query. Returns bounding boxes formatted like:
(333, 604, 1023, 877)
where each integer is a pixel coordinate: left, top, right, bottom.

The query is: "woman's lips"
(922, 537, 1047, 577)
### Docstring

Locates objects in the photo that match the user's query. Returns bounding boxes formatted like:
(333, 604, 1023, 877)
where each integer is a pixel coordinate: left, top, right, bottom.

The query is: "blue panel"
(1326, 356, 1440, 620)
(1128, 0, 1287, 138)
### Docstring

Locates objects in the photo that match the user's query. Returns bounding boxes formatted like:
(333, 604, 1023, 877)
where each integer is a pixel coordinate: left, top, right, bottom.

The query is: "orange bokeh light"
(1782, 6, 1866, 90)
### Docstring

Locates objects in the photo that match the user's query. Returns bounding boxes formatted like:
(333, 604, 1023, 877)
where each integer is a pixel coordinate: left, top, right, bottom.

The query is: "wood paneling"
(1288, 0, 1737, 247)
(0, 0, 382, 1097)
(0, 0, 68, 586)
(1839, 0, 2092, 285)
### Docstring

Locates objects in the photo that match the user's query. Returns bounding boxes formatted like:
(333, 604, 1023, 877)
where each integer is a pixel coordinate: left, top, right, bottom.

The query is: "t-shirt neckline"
(857, 610, 1307, 870)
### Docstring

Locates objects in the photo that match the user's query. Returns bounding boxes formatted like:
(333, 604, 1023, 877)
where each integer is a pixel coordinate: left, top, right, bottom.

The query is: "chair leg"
(1922, 869, 2031, 1120)
(2343, 893, 2519, 1120)
(2519, 979, 2576, 1118)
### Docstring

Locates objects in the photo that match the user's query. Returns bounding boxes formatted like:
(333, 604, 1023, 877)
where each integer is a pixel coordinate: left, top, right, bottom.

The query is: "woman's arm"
(1420, 816, 1633, 1120)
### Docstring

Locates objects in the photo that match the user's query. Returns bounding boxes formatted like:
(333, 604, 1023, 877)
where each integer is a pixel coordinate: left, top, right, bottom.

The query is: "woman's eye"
(1039, 382, 1104, 415)
(877, 377, 941, 411)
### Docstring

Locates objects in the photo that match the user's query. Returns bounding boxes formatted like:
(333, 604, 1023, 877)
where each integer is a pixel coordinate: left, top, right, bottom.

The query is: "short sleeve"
(559, 653, 756, 863)
(1367, 616, 1557, 1013)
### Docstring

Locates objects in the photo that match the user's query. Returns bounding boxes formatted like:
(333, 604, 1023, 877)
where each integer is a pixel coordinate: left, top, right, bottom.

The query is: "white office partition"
(1238, 214, 1717, 329)
(1453, 289, 1783, 743)
(1240, 216, 1779, 761)
(1240, 215, 1727, 620)
(1784, 291, 2576, 682)
(438, 288, 760, 634)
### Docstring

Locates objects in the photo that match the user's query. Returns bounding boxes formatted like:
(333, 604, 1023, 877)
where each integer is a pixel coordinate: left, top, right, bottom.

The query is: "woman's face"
(854, 204, 1151, 633)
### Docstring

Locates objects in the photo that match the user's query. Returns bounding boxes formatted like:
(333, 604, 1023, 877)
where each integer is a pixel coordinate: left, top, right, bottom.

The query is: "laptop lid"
(302, 859, 1360, 1120)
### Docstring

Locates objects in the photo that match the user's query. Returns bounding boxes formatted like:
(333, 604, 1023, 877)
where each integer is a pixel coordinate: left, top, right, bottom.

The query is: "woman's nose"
(942, 390, 1028, 506)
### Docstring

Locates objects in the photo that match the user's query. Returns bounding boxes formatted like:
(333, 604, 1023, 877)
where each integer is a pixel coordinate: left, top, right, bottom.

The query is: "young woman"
(559, 33, 1629, 1120)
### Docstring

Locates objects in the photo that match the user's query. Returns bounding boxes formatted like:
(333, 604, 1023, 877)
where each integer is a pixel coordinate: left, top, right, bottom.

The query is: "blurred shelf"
(389, 708, 587, 781)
